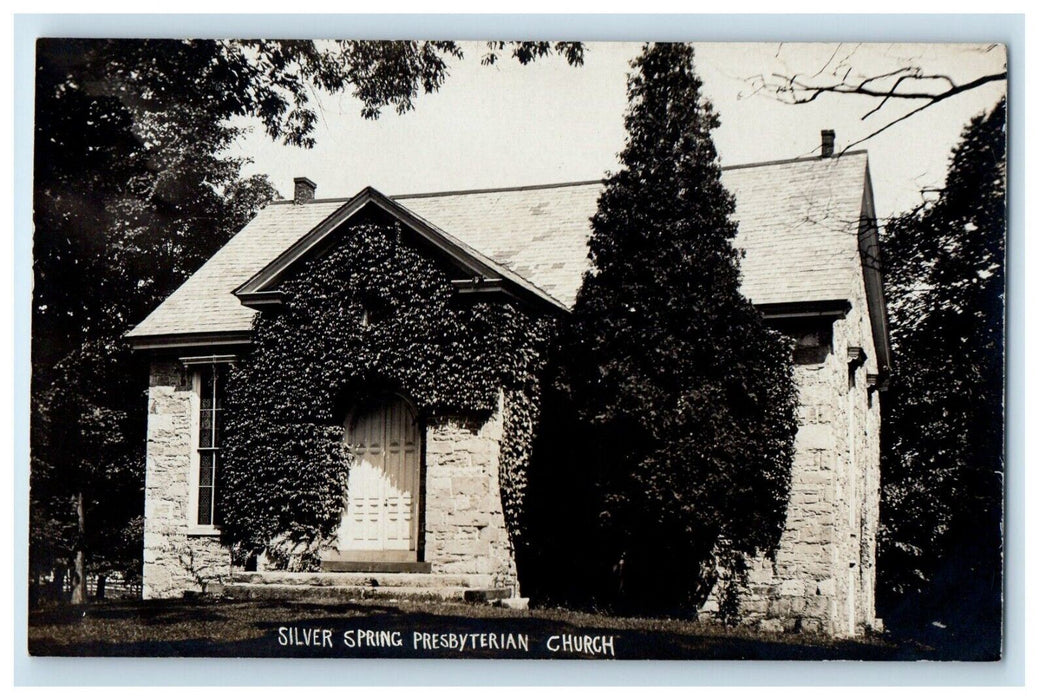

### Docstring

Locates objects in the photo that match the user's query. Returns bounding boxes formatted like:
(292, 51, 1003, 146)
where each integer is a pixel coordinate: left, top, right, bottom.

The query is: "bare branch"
(767, 68, 1004, 104)
(811, 44, 843, 80)
(862, 74, 926, 120)
(839, 99, 940, 153)
(749, 50, 1007, 147)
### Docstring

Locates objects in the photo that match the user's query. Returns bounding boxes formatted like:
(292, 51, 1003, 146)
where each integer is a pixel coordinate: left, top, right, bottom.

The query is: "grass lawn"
(28, 596, 943, 660)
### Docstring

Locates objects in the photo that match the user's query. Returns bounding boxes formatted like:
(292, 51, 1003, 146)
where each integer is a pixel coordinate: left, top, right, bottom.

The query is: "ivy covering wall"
(218, 221, 555, 565)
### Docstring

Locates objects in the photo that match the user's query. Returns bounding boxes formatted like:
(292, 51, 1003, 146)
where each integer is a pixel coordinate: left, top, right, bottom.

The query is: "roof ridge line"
(721, 150, 868, 172)
(265, 150, 869, 205)
(391, 179, 605, 200)
(268, 197, 352, 205)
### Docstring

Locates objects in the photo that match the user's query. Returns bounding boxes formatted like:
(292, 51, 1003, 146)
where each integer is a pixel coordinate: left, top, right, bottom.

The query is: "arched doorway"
(334, 394, 422, 561)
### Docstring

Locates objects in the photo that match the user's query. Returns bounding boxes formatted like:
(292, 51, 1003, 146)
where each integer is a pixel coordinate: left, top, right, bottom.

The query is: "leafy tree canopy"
(878, 98, 1005, 650)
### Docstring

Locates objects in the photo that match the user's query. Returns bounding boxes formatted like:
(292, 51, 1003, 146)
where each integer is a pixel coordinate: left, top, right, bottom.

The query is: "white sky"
(230, 41, 1007, 219)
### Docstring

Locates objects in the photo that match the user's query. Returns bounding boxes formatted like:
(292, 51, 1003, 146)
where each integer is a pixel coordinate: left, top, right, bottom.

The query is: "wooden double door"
(335, 395, 421, 560)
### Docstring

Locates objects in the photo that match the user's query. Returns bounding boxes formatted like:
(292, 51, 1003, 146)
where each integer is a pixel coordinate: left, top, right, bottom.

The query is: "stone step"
(210, 582, 513, 604)
(227, 571, 492, 589)
(320, 560, 432, 574)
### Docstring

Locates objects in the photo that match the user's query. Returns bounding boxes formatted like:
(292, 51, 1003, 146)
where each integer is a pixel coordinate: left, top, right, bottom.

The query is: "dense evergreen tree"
(878, 98, 1006, 655)
(526, 43, 797, 617)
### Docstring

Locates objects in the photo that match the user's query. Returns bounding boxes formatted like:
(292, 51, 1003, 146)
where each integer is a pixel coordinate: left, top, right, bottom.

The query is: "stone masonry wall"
(141, 357, 519, 593)
(141, 290, 879, 620)
(843, 250, 882, 635)
(700, 262, 883, 636)
(423, 394, 518, 591)
(738, 341, 849, 635)
(142, 359, 231, 599)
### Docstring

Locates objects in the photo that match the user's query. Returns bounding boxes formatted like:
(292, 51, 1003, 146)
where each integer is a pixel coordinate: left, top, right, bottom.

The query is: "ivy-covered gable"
(235, 188, 569, 313)
(218, 221, 554, 561)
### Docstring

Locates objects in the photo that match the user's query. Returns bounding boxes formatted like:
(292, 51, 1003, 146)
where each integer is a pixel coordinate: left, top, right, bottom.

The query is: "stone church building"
(127, 144, 890, 637)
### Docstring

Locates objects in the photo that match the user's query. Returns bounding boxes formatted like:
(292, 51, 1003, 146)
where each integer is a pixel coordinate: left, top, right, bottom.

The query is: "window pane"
(212, 453, 220, 524)
(195, 363, 225, 527)
(201, 365, 215, 404)
(197, 486, 213, 525)
(199, 412, 213, 447)
(199, 452, 214, 486)
(213, 366, 223, 409)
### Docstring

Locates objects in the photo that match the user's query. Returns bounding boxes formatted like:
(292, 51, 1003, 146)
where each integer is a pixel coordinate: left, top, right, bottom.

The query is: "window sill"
(184, 526, 221, 538)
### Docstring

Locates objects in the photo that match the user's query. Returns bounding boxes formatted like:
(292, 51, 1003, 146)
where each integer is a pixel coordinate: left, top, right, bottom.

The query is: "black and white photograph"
(24, 32, 1010, 664)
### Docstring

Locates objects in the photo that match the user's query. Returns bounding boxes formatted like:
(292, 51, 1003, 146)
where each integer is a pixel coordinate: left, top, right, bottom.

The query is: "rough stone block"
(741, 597, 769, 616)
(758, 619, 785, 633)
(447, 539, 489, 556)
(452, 476, 489, 497)
(815, 578, 835, 597)
(802, 596, 831, 618)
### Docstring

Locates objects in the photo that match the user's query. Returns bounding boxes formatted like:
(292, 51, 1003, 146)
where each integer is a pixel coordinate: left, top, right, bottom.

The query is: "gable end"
(234, 187, 569, 314)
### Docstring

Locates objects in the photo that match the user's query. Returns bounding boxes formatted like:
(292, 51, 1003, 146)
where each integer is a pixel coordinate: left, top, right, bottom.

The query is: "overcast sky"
(228, 41, 1007, 219)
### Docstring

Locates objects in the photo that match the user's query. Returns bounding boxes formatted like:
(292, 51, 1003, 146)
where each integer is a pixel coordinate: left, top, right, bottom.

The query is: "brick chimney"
(293, 176, 317, 204)
(820, 130, 836, 158)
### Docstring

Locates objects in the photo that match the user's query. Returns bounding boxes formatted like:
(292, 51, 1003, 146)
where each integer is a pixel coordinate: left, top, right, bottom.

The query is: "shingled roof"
(127, 151, 873, 345)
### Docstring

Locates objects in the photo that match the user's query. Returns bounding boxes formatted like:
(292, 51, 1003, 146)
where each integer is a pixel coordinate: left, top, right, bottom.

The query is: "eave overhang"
(857, 163, 893, 385)
(179, 354, 239, 366)
(129, 299, 862, 353)
(451, 277, 511, 295)
(234, 290, 284, 308)
(126, 330, 253, 352)
(756, 299, 852, 321)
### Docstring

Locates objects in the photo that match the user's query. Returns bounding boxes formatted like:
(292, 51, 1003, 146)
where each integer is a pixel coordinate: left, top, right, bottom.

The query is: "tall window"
(196, 364, 224, 526)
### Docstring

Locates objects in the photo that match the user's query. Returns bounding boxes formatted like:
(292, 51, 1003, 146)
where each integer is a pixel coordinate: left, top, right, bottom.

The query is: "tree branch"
(766, 68, 1005, 104)
(751, 47, 1006, 148)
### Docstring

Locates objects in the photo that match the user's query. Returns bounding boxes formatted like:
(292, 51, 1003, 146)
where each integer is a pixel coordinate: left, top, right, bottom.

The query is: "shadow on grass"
(29, 597, 941, 660)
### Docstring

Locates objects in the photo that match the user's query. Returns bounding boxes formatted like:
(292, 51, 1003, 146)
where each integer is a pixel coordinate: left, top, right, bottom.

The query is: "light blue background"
(13, 12, 1025, 686)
